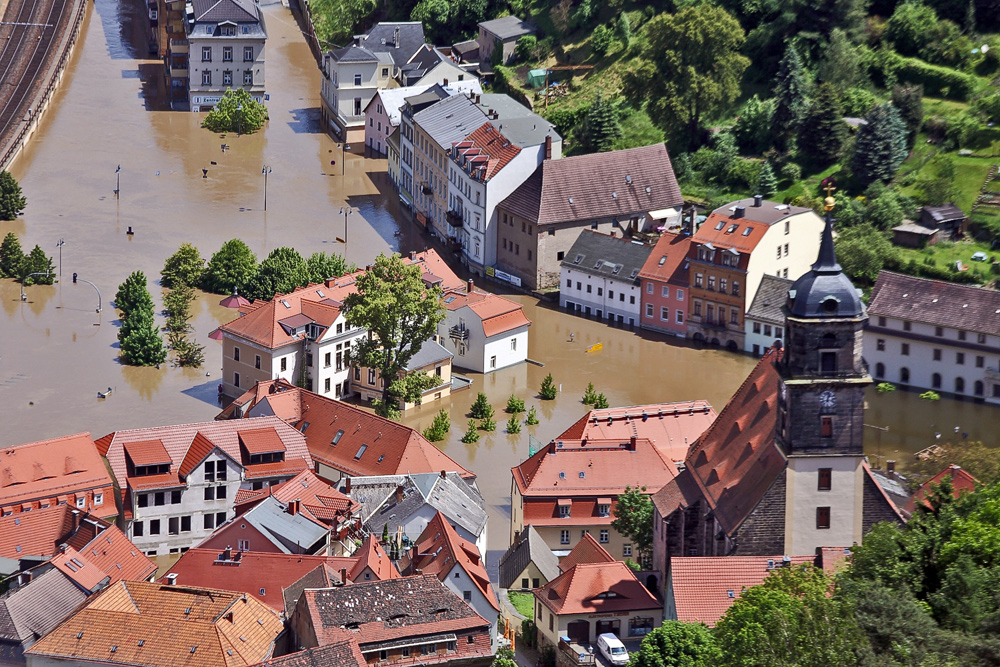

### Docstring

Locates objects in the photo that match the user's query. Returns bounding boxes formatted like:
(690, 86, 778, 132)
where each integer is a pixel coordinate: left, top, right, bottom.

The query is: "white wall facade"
(744, 318, 786, 355)
(560, 267, 642, 327)
(321, 57, 395, 137)
(481, 327, 529, 373)
(443, 564, 499, 649)
(784, 456, 864, 555)
(187, 31, 266, 111)
(744, 212, 824, 308)
(438, 307, 528, 373)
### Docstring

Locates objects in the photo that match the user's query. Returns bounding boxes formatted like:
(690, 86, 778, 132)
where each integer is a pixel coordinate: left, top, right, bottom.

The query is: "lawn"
(508, 591, 535, 619)
(895, 238, 997, 283)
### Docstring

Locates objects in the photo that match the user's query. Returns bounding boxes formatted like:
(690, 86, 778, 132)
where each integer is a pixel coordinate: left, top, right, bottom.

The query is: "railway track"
(0, 0, 76, 163)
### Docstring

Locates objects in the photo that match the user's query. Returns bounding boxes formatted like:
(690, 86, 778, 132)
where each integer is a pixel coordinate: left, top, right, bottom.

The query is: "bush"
(470, 392, 493, 419)
(920, 390, 941, 400)
(0, 171, 26, 220)
(161, 243, 204, 288)
(516, 35, 537, 62)
(526, 406, 540, 425)
(507, 415, 522, 433)
(480, 416, 497, 432)
(877, 382, 897, 393)
(593, 393, 610, 409)
(539, 374, 557, 400)
(896, 57, 977, 100)
(506, 394, 525, 414)
(461, 420, 480, 443)
(592, 25, 614, 57)
(842, 88, 878, 117)
(582, 382, 598, 405)
(422, 409, 450, 442)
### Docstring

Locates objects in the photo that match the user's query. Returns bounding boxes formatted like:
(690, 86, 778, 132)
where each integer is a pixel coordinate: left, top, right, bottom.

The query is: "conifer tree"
(771, 45, 809, 152)
(798, 83, 848, 167)
(21, 245, 55, 284)
(852, 103, 909, 186)
(581, 94, 622, 153)
(756, 162, 778, 198)
(0, 232, 23, 277)
(0, 171, 26, 220)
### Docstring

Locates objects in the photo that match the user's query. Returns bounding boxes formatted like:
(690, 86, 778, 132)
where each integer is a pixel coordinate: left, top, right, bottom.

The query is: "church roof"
(787, 209, 864, 319)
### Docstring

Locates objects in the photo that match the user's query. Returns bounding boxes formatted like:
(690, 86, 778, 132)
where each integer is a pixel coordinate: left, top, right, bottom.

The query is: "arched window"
(900, 367, 910, 384)
(820, 333, 838, 348)
(932, 373, 942, 389)
(875, 362, 885, 379)
(975, 380, 984, 396)
(955, 377, 965, 394)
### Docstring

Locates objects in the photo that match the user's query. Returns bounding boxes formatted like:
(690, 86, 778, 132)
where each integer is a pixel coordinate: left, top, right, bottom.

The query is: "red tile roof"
(451, 122, 522, 181)
(0, 433, 114, 512)
(696, 198, 815, 252)
(178, 432, 227, 479)
(235, 470, 357, 523)
(638, 232, 692, 286)
(536, 561, 660, 616)
(511, 438, 677, 500)
(556, 401, 715, 464)
(220, 381, 473, 480)
(443, 288, 531, 338)
(868, 271, 1000, 336)
(557, 533, 616, 573)
(123, 440, 172, 467)
(668, 556, 816, 626)
(240, 428, 288, 455)
(349, 534, 400, 581)
(682, 348, 787, 534)
(162, 549, 362, 613)
(905, 464, 979, 513)
(0, 504, 80, 560)
(76, 524, 157, 584)
(49, 546, 109, 592)
(249, 638, 367, 667)
(409, 512, 498, 611)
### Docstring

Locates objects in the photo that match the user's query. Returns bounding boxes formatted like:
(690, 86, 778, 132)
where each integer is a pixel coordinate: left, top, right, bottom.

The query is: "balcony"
(449, 325, 469, 341)
(446, 209, 463, 227)
(985, 367, 1000, 382)
(168, 39, 188, 52)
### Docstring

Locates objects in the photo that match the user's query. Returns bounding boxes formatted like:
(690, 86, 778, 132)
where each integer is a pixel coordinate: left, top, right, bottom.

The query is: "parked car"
(596, 634, 628, 666)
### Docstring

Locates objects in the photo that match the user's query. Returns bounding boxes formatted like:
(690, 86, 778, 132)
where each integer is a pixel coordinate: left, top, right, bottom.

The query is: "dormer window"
(598, 503, 610, 517)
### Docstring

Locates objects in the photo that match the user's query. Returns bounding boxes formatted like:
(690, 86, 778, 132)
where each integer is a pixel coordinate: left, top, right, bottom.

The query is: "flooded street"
(2, 0, 998, 552)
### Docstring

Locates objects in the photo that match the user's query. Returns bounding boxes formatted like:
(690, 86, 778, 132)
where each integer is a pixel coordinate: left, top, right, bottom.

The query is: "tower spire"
(812, 181, 841, 273)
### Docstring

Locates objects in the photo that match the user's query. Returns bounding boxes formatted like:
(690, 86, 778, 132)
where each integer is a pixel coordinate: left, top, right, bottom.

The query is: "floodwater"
(2, 0, 998, 554)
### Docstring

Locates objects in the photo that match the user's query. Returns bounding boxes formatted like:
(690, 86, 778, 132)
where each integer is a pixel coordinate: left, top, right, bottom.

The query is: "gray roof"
(747, 274, 793, 326)
(0, 568, 88, 645)
(474, 94, 557, 149)
(478, 15, 535, 41)
(921, 204, 965, 223)
(453, 40, 480, 55)
(192, 0, 259, 22)
(356, 472, 487, 539)
(561, 230, 654, 285)
(892, 221, 938, 236)
(333, 45, 379, 63)
(413, 94, 489, 150)
(405, 340, 453, 371)
(243, 497, 329, 554)
(357, 22, 427, 66)
(787, 213, 864, 319)
(283, 563, 337, 618)
(497, 525, 559, 590)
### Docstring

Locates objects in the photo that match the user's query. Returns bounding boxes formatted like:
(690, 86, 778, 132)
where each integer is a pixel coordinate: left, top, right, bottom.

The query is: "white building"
(559, 230, 653, 327)
(186, 0, 266, 112)
(744, 274, 792, 355)
(364, 79, 481, 157)
(438, 280, 531, 373)
(864, 271, 1000, 402)
(97, 417, 314, 557)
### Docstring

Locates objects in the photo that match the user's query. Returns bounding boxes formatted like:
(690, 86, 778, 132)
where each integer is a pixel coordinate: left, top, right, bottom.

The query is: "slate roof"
(300, 575, 490, 648)
(250, 639, 367, 667)
(332, 45, 379, 63)
(408, 512, 498, 611)
(499, 144, 681, 225)
(369, 81, 482, 127)
(356, 22, 427, 66)
(405, 339, 453, 371)
(472, 94, 557, 149)
(478, 15, 535, 41)
(637, 232, 692, 287)
(668, 556, 816, 627)
(283, 564, 343, 619)
(868, 271, 1000, 336)
(362, 472, 488, 539)
(0, 568, 89, 646)
(238, 496, 330, 554)
(497, 525, 559, 589)
(535, 560, 659, 616)
(561, 230, 653, 285)
(414, 95, 489, 151)
(557, 533, 616, 573)
(192, 0, 260, 23)
(0, 432, 114, 511)
(746, 275, 793, 326)
(921, 203, 965, 223)
(220, 381, 473, 480)
(25, 580, 283, 667)
(556, 400, 715, 464)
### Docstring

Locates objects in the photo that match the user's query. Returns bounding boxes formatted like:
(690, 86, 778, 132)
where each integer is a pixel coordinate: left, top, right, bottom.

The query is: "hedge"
(896, 57, 979, 100)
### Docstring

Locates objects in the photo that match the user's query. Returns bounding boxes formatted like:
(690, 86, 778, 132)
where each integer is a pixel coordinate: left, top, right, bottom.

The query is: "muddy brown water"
(2, 0, 997, 553)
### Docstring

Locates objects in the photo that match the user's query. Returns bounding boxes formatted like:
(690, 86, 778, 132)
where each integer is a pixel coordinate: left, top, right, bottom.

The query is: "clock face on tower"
(819, 390, 836, 409)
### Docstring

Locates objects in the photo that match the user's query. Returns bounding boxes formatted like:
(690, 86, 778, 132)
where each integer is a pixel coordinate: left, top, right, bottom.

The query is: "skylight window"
(280, 300, 291, 309)
(715, 220, 725, 230)
(742, 228, 752, 236)
(355, 444, 367, 460)
(573, 254, 584, 264)
(658, 256, 667, 266)
(612, 265, 622, 275)
(332, 430, 344, 445)
(629, 269, 639, 279)
(594, 260, 604, 269)
(727, 224, 738, 234)
(316, 290, 325, 297)
(445, 296, 456, 303)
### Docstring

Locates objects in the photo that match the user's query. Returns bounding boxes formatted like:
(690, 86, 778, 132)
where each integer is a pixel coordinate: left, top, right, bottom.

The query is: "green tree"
(161, 242, 204, 289)
(506, 394, 525, 413)
(798, 83, 847, 167)
(917, 154, 957, 205)
(0, 171, 26, 220)
(506, 415, 522, 433)
(309, 0, 375, 45)
(461, 419, 480, 443)
(579, 94, 622, 153)
(892, 84, 924, 149)
(756, 162, 778, 198)
(909, 440, 1000, 485)
(593, 393, 610, 409)
(410, 0, 450, 44)
(771, 44, 809, 152)
(244, 247, 310, 302)
(423, 409, 451, 442)
(623, 5, 750, 151)
(592, 25, 614, 56)
(886, 1, 940, 56)
(343, 253, 446, 418)
(0, 231, 23, 277)
(615, 13, 631, 49)
(452, 0, 487, 38)
(732, 95, 774, 155)
(611, 486, 652, 560)
(307, 251, 355, 284)
(864, 191, 906, 230)
(516, 35, 537, 62)
(629, 621, 720, 667)
(539, 373, 557, 400)
(480, 416, 497, 432)
(834, 223, 897, 284)
(202, 239, 258, 295)
(20, 245, 54, 285)
(853, 103, 909, 186)
(493, 647, 517, 667)
(526, 406, 540, 425)
(817, 28, 862, 91)
(582, 382, 598, 405)
(115, 271, 152, 320)
(470, 392, 494, 419)
(202, 88, 268, 134)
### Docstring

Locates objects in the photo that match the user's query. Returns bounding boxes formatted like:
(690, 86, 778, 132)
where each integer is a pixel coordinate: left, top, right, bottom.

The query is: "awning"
(649, 207, 679, 220)
(597, 498, 612, 505)
(557, 498, 572, 506)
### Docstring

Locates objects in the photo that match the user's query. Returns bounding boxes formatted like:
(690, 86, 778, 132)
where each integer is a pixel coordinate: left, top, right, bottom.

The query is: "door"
(595, 619, 620, 638)
(566, 620, 589, 643)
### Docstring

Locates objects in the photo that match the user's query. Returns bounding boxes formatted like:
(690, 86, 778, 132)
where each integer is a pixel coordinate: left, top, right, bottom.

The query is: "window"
(280, 357, 287, 372)
(218, 512, 227, 526)
(133, 521, 143, 537)
(629, 617, 654, 637)
(785, 220, 790, 235)
(577, 282, 582, 291)
(169, 517, 179, 535)
(878, 316, 886, 327)
(933, 348, 942, 361)
(138, 494, 149, 508)
(233, 371, 240, 388)
(622, 544, 632, 557)
(630, 295, 635, 305)
(244, 70, 254, 86)
(676, 310, 684, 324)
(202, 70, 212, 85)
(977, 355, 985, 368)
(776, 327, 783, 338)
(463, 590, 472, 601)
(818, 468, 832, 491)
(205, 460, 215, 482)
(559, 505, 571, 518)
(695, 273, 703, 288)
(532, 578, 540, 588)
(402, 648, 411, 658)
(935, 326, 944, 337)
(204, 513, 214, 530)
(901, 367, 910, 383)
(549, 613, 554, 631)
(719, 278, 728, 294)
(955, 352, 965, 365)
(647, 283, 653, 294)
(903, 321, 912, 331)
(149, 519, 160, 535)
(599, 529, 609, 543)
(511, 338, 517, 351)
(661, 307, 669, 321)
(490, 356, 497, 369)
(784, 243, 789, 256)
(233, 347, 240, 362)
(598, 504, 610, 517)
(223, 46, 232, 62)
(201, 46, 211, 61)
(222, 70, 232, 86)
(764, 324, 772, 337)
(732, 281, 740, 297)
(979, 333, 987, 344)
(662, 285, 669, 298)
(731, 309, 738, 324)
(154, 492, 165, 506)
(777, 246, 782, 259)
(875, 362, 885, 378)
(368, 368, 376, 385)
(901, 343, 910, 356)
(581, 529, 590, 538)
(586, 284, 592, 293)
(522, 578, 529, 589)
(76, 496, 85, 508)
(255, 355, 261, 369)
(707, 276, 716, 291)
(560, 530, 570, 544)
(171, 490, 181, 504)
(646, 303, 654, 318)
(817, 507, 831, 529)
(956, 377, 966, 393)
(753, 322, 761, 334)
(354, 73, 362, 86)
(693, 300, 702, 317)
(566, 279, 571, 288)
(932, 373, 942, 389)
(324, 378, 331, 392)
(204, 487, 214, 501)
(244, 46, 253, 61)
(876, 338, 885, 351)
(181, 515, 191, 532)
(821, 416, 833, 438)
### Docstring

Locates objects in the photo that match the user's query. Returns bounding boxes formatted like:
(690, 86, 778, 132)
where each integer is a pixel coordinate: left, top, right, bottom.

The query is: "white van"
(596, 633, 628, 666)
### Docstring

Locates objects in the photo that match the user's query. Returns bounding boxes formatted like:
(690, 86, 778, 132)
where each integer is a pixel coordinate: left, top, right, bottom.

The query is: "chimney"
(409, 250, 416, 261)
(440, 469, 447, 479)
(443, 78, 448, 86)
(628, 436, 637, 451)
(71, 509, 81, 532)
(59, 542, 68, 553)
(223, 546, 232, 561)
(345, 477, 352, 494)
(548, 441, 556, 454)
(475, 93, 481, 104)
(545, 135, 552, 160)
(610, 231, 616, 238)
(467, 279, 474, 294)
(395, 485, 404, 503)
(887, 460, 896, 474)
(733, 206, 745, 219)
(514, 529, 520, 544)
(166, 573, 179, 585)
(393, 26, 400, 48)
(753, 194, 763, 207)
(290, 499, 301, 515)
(340, 567, 347, 584)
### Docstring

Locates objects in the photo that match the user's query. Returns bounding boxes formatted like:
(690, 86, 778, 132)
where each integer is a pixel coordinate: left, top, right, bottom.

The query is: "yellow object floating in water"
(586, 343, 603, 353)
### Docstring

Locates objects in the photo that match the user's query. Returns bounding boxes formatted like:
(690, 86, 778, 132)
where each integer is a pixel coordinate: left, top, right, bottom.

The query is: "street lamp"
(261, 165, 272, 211)
(339, 206, 353, 252)
(336, 143, 351, 175)
(55, 238, 65, 277)
(72, 272, 103, 313)
(114, 164, 121, 198)
(20, 272, 50, 302)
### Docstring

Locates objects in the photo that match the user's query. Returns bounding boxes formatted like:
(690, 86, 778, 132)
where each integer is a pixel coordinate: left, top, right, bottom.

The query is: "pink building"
(638, 232, 691, 337)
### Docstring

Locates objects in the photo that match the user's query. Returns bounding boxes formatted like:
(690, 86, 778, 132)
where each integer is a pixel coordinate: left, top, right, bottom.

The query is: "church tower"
(780, 188, 870, 554)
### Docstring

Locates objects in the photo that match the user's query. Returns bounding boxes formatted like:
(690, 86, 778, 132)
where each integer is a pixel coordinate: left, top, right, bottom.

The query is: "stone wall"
(731, 470, 787, 555)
